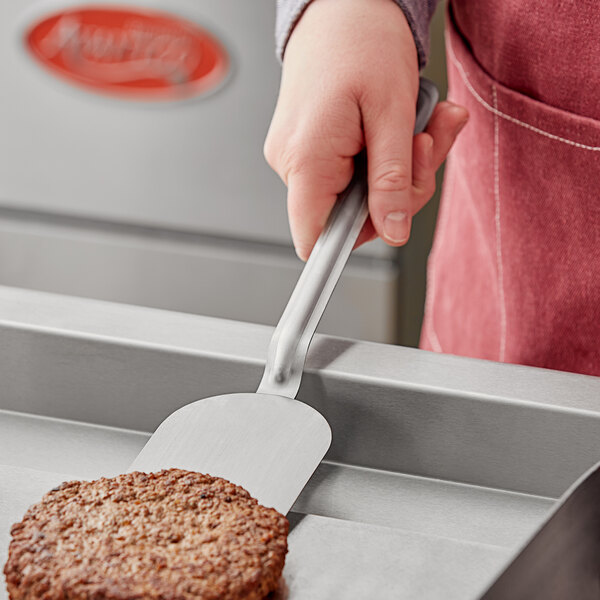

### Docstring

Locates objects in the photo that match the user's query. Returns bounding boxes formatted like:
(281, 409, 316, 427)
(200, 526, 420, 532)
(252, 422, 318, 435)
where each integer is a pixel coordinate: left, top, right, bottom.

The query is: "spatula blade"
(129, 393, 331, 515)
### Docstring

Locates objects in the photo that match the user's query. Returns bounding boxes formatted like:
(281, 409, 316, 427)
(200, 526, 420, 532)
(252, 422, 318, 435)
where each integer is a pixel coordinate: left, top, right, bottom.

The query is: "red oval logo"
(26, 7, 229, 100)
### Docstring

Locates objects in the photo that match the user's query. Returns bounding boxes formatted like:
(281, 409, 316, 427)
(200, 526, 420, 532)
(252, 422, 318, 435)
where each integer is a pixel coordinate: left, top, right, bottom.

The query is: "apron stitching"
(425, 261, 443, 354)
(424, 156, 457, 354)
(493, 87, 507, 363)
(447, 40, 600, 152)
(425, 321, 442, 353)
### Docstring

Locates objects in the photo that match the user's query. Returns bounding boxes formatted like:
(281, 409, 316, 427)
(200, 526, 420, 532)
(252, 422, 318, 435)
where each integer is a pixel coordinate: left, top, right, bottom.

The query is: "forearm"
(276, 0, 439, 68)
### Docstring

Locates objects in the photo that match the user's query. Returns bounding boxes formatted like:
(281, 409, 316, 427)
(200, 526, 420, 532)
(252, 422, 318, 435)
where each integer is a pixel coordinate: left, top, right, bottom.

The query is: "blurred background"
(0, 0, 448, 347)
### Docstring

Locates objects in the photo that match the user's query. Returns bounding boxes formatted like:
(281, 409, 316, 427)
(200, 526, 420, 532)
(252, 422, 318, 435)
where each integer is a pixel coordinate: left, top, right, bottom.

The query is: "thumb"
(363, 99, 416, 246)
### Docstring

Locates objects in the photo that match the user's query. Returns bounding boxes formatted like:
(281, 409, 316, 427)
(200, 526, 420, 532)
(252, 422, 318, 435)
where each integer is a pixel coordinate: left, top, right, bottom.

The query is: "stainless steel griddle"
(1, 286, 599, 599)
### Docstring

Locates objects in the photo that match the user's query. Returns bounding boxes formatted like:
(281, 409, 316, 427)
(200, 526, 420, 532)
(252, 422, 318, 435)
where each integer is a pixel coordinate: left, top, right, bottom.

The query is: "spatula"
(129, 78, 439, 515)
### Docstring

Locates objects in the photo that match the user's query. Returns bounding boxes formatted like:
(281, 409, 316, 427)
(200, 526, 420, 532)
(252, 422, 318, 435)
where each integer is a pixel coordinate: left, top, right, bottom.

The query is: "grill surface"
(1, 286, 598, 599)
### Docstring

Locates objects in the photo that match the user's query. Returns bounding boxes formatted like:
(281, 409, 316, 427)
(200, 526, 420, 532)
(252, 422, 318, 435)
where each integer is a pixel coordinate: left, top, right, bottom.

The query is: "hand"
(264, 0, 468, 260)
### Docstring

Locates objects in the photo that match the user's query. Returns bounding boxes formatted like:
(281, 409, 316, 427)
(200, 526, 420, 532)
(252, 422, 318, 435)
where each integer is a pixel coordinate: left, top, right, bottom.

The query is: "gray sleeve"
(275, 0, 439, 69)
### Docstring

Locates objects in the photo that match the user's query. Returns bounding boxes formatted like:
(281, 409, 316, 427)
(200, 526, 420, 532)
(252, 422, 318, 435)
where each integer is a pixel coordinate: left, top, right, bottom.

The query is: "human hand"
(264, 0, 468, 260)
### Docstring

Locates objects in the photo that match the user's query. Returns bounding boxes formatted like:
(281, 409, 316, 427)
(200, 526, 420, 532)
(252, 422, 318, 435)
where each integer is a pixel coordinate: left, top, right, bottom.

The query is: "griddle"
(1, 286, 599, 598)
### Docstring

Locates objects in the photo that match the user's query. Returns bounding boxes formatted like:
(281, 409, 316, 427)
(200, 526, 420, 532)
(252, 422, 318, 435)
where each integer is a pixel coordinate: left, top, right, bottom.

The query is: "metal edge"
(0, 285, 598, 498)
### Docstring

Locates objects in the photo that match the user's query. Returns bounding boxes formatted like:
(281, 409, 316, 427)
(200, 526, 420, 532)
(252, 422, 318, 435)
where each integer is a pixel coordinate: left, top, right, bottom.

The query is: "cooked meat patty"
(4, 469, 288, 600)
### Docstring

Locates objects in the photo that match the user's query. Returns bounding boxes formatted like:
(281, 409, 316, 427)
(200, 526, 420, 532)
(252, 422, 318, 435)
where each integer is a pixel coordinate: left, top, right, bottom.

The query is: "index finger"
(286, 155, 354, 260)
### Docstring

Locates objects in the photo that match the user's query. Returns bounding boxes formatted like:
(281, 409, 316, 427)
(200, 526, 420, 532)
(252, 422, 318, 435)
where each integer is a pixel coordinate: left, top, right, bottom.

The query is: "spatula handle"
(258, 78, 439, 399)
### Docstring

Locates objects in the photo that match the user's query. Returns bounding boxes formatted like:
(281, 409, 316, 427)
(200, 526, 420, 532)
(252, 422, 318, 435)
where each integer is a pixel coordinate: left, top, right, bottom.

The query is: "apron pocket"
(422, 9, 600, 375)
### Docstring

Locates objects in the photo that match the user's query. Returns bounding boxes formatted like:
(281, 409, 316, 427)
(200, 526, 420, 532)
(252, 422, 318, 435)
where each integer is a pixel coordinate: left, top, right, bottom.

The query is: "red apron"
(420, 1, 600, 376)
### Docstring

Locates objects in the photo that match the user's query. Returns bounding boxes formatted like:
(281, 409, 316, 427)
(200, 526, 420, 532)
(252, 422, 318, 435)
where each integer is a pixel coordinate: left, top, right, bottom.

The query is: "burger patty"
(4, 469, 288, 600)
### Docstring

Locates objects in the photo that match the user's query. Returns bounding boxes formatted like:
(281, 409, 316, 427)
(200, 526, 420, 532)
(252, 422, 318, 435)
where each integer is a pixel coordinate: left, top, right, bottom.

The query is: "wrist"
(281, 0, 419, 70)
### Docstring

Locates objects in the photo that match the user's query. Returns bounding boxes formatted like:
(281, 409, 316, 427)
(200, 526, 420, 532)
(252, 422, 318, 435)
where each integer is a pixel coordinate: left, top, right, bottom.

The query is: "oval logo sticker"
(26, 7, 229, 100)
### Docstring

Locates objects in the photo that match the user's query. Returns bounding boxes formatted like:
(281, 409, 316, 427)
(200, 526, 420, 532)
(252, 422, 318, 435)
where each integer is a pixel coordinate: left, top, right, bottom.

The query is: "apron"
(420, 1, 600, 376)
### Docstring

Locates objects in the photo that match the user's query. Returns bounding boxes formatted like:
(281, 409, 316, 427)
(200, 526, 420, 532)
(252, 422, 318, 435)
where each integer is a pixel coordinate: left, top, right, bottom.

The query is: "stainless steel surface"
(0, 3, 451, 349)
(129, 394, 331, 514)
(2, 0, 286, 245)
(0, 464, 514, 600)
(0, 208, 401, 343)
(482, 462, 600, 600)
(0, 0, 393, 258)
(0, 286, 598, 498)
(0, 287, 599, 597)
(0, 410, 550, 600)
(414, 78, 439, 134)
(2, 0, 410, 354)
(0, 409, 552, 547)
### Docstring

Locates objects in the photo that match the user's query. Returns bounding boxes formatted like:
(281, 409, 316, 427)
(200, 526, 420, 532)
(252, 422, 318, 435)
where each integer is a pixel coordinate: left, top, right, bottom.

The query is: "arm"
(276, 0, 439, 68)
(266, 0, 467, 259)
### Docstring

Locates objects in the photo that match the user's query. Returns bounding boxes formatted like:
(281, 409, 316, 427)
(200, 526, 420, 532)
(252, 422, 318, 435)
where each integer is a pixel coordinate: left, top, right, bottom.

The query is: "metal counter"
(1, 286, 599, 598)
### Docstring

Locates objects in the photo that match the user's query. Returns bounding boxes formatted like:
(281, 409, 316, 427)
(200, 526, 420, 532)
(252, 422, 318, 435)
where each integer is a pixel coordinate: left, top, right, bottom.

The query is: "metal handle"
(258, 78, 439, 399)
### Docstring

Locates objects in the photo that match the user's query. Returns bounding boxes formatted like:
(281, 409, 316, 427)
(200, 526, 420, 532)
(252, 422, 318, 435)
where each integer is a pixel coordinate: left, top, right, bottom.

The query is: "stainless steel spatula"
(130, 79, 439, 515)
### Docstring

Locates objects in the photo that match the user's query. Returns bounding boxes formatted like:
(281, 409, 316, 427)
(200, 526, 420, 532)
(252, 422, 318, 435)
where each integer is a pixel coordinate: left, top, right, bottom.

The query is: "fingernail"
(294, 245, 310, 262)
(383, 210, 410, 244)
(294, 247, 306, 261)
(425, 136, 434, 165)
